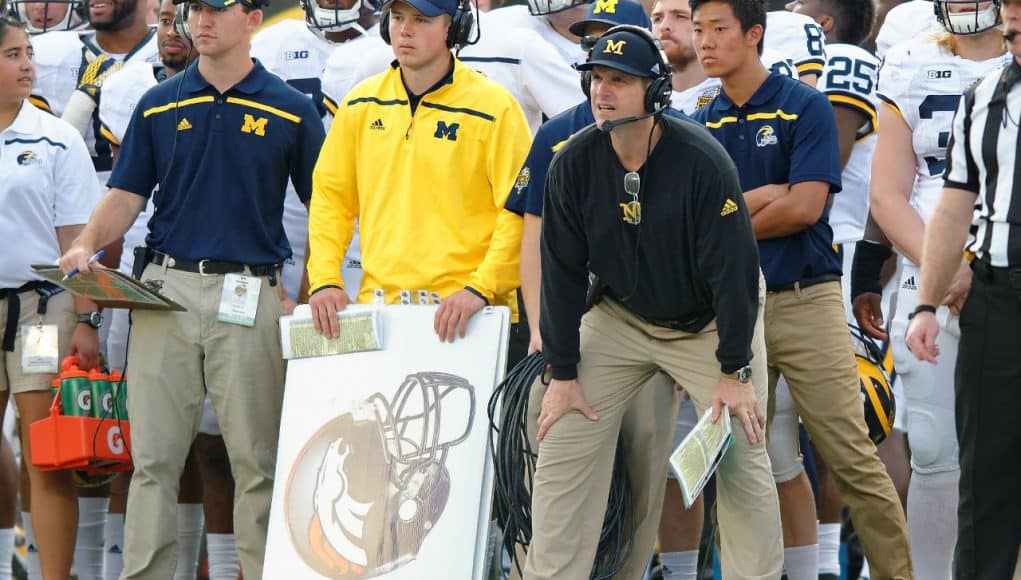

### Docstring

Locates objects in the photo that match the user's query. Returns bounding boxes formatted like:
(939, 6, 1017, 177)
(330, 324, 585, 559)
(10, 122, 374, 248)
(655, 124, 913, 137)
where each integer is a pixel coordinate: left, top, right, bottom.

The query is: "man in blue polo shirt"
(58, 0, 325, 576)
(691, 0, 912, 578)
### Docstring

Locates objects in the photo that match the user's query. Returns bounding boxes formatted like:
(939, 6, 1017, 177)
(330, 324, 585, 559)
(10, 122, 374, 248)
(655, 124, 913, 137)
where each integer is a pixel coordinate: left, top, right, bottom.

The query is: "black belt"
(0, 281, 63, 352)
(971, 259, 1021, 290)
(147, 251, 280, 284)
(766, 273, 841, 294)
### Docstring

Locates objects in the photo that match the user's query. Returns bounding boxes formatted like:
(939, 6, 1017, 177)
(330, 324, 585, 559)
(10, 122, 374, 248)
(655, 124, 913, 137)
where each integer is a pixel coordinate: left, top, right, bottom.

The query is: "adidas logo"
(27, 543, 37, 553)
(370, 118, 385, 131)
(177, 118, 192, 131)
(109, 545, 122, 554)
(902, 276, 917, 291)
(720, 198, 738, 216)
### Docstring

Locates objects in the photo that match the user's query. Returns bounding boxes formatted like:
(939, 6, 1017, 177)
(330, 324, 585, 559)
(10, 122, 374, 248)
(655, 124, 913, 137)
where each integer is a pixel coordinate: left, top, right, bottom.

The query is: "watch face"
(737, 366, 752, 382)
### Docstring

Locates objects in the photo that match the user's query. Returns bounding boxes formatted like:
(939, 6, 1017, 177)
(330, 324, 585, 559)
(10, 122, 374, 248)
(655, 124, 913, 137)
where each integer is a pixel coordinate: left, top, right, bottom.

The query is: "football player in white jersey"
(874, 0, 938, 58)
(486, 0, 591, 64)
(252, 0, 378, 304)
(11, 0, 87, 33)
(870, 2, 1008, 577)
(765, 8, 826, 86)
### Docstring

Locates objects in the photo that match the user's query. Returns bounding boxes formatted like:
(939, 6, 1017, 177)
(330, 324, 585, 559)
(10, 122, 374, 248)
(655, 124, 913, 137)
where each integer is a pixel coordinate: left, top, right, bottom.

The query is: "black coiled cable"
(488, 352, 635, 579)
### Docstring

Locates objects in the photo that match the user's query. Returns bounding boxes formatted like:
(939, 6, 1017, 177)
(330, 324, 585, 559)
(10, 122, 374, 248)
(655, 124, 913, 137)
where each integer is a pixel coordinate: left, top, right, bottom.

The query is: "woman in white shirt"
(0, 15, 102, 578)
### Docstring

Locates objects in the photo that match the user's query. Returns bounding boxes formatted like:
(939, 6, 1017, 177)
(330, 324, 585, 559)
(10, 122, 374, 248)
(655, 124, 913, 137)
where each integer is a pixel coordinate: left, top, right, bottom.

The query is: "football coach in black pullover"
(524, 27, 783, 580)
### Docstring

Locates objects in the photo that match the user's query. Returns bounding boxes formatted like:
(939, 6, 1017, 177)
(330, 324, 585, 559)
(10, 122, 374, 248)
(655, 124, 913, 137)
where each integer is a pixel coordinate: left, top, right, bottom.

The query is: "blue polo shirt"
(108, 59, 325, 265)
(694, 73, 842, 288)
(505, 101, 690, 217)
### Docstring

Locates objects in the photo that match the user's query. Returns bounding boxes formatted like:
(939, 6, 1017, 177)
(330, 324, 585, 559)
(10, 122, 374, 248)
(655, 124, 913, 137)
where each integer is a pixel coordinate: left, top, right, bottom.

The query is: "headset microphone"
(598, 105, 665, 133)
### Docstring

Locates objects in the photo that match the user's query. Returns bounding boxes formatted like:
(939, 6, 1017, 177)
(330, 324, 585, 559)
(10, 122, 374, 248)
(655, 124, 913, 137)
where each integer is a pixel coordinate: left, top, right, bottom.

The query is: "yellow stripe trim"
(551, 138, 569, 153)
(830, 94, 879, 137)
(99, 124, 119, 146)
(747, 110, 799, 121)
(323, 96, 338, 116)
(796, 62, 825, 74)
(225, 97, 301, 124)
(28, 95, 52, 113)
(705, 116, 739, 128)
(143, 96, 215, 118)
(863, 378, 892, 436)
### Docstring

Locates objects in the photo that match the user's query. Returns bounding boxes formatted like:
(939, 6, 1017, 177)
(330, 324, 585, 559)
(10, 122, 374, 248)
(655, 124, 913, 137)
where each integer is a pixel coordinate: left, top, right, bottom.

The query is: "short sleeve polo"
(695, 73, 843, 288)
(109, 59, 325, 265)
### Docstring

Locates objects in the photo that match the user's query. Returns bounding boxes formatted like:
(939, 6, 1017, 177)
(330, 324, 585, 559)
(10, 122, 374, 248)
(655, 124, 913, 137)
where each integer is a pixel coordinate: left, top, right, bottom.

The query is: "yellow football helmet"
(849, 324, 896, 445)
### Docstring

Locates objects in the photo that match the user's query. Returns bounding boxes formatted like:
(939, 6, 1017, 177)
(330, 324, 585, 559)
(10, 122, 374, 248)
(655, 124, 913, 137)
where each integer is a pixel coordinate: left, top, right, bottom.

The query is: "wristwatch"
(726, 365, 753, 383)
(76, 312, 103, 329)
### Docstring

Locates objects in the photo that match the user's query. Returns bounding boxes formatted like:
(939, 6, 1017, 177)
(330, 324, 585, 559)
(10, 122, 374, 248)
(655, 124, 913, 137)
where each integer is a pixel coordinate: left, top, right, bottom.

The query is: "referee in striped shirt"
(906, 1, 1021, 576)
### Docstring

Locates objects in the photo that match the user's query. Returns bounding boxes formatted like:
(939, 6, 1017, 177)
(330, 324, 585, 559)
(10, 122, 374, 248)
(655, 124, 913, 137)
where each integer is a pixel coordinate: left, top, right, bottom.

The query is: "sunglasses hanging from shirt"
(622, 170, 641, 226)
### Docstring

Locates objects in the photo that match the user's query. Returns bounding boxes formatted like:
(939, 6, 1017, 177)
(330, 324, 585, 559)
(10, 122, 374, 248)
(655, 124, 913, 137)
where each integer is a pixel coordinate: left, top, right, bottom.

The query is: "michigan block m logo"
(241, 114, 268, 137)
(593, 0, 617, 13)
(604, 39, 626, 55)
(434, 121, 460, 141)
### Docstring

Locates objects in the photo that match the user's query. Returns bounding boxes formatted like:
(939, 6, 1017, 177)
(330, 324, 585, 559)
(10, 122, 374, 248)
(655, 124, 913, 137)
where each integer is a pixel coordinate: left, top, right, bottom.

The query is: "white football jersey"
(877, 38, 1009, 231)
(765, 11, 826, 79)
(31, 28, 158, 174)
(487, 4, 586, 66)
(252, 19, 365, 299)
(320, 24, 384, 110)
(819, 43, 879, 244)
(96, 59, 158, 276)
(875, 0, 938, 59)
(670, 48, 795, 115)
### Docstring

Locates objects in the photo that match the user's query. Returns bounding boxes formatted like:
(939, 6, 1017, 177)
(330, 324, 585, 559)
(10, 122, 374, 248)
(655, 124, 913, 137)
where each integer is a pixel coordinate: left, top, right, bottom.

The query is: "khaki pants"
(764, 281, 912, 580)
(0, 290, 74, 394)
(121, 265, 285, 579)
(524, 297, 782, 580)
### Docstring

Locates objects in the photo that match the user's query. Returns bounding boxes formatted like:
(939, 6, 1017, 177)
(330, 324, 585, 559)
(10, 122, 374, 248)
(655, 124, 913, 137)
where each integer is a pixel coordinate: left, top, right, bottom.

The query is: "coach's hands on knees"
(537, 379, 598, 441)
(712, 377, 765, 445)
(434, 289, 486, 343)
(309, 286, 350, 338)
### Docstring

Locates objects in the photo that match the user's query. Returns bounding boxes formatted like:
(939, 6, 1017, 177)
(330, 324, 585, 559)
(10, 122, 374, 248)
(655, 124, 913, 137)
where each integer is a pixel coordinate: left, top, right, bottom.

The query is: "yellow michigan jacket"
(308, 58, 531, 309)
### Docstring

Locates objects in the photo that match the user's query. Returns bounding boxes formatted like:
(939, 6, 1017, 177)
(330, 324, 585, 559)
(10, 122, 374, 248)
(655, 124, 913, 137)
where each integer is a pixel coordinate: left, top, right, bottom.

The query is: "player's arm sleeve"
(290, 100, 326, 205)
(692, 148, 759, 373)
(504, 123, 557, 217)
(464, 99, 531, 302)
(53, 129, 104, 226)
(539, 148, 589, 381)
(322, 42, 392, 109)
(822, 55, 878, 134)
(97, 78, 125, 146)
(943, 86, 980, 193)
(105, 98, 158, 197)
(308, 103, 359, 292)
(521, 35, 585, 119)
(875, 48, 914, 129)
(795, 21, 826, 77)
(789, 92, 843, 193)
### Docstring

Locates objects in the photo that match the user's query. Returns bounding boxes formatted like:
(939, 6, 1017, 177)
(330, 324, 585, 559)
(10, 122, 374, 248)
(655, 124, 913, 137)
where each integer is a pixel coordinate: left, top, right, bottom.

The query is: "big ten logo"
(603, 38, 626, 55)
(926, 69, 952, 80)
(107, 426, 125, 455)
(241, 114, 269, 137)
(286, 50, 310, 60)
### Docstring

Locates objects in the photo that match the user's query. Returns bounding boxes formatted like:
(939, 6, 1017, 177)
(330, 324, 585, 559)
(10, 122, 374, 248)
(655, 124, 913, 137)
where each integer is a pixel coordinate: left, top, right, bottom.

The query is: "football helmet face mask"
(933, 0, 1001, 35)
(526, 0, 588, 16)
(12, 0, 88, 34)
(286, 372, 476, 577)
(299, 0, 371, 37)
(849, 324, 896, 445)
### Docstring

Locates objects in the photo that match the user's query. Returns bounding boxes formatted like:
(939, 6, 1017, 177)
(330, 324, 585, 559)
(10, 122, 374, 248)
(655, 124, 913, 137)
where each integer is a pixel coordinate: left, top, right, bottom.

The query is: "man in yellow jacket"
(307, 0, 531, 341)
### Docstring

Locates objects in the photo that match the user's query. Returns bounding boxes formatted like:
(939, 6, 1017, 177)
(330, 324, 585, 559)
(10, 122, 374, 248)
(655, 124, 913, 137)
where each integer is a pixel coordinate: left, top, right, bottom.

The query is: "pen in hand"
(63, 249, 106, 281)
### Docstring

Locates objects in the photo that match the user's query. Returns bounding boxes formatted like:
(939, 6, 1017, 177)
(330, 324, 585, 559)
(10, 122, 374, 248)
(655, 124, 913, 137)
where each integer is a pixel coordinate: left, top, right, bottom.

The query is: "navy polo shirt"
(108, 59, 325, 265)
(505, 101, 690, 217)
(694, 73, 842, 288)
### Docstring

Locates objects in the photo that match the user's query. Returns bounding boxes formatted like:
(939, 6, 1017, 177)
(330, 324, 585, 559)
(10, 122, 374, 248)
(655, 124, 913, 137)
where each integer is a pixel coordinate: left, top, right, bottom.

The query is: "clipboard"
(31, 265, 186, 311)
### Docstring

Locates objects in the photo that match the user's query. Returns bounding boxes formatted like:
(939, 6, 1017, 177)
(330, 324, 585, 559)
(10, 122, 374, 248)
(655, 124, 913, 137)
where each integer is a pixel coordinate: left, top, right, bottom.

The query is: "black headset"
(173, 2, 190, 39)
(379, 0, 474, 49)
(580, 24, 673, 115)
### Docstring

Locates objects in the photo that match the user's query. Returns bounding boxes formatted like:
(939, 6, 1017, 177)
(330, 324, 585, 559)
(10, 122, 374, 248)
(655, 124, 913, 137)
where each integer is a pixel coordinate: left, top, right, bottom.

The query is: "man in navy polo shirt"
(691, 0, 912, 578)
(58, 0, 325, 576)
